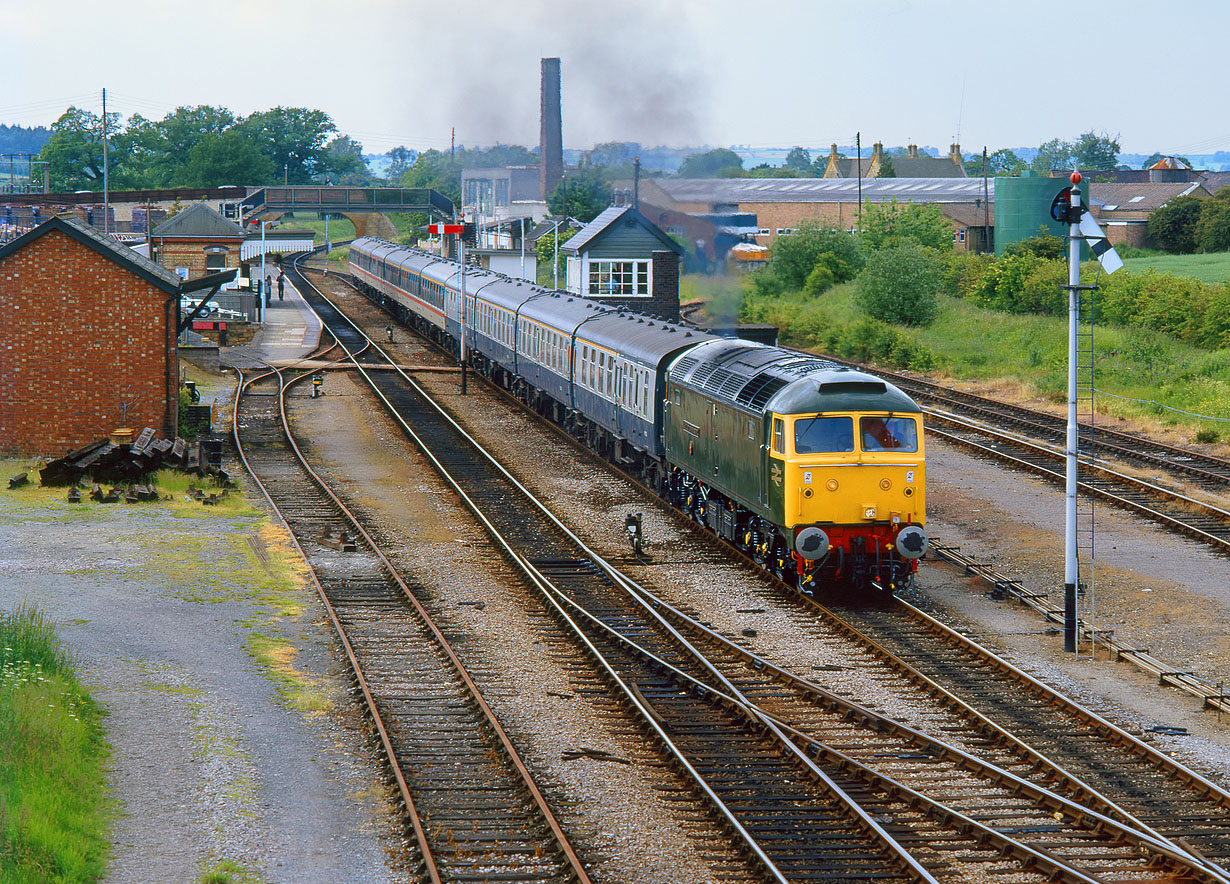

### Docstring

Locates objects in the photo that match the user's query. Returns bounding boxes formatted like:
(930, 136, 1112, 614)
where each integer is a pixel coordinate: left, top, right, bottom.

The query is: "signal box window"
(588, 260, 650, 296)
(860, 416, 919, 452)
(794, 416, 854, 453)
(772, 418, 785, 454)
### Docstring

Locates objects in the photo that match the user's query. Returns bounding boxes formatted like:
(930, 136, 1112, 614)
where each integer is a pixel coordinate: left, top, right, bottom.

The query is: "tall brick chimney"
(540, 57, 563, 204)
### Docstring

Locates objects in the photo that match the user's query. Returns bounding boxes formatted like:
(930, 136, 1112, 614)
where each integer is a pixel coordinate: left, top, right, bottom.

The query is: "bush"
(1195, 188, 1230, 253)
(1147, 195, 1203, 253)
(767, 222, 863, 290)
(1004, 226, 1066, 260)
(860, 199, 954, 251)
(856, 243, 941, 326)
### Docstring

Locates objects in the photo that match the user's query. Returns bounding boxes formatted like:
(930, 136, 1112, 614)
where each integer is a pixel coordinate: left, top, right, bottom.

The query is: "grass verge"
(0, 603, 110, 882)
(705, 273, 1230, 449)
(1123, 251, 1230, 284)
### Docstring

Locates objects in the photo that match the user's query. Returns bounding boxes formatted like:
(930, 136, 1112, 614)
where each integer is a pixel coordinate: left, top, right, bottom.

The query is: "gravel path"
(0, 479, 409, 883)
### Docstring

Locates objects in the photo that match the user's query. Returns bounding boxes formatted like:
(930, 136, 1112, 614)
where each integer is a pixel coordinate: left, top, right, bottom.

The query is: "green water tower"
(995, 171, 1088, 257)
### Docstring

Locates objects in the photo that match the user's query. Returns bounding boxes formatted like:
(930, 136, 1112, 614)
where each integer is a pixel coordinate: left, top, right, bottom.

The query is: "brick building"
(0, 216, 229, 457)
(150, 203, 246, 281)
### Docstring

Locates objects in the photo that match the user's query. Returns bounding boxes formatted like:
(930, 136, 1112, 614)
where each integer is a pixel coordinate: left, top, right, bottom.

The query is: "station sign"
(428, 223, 464, 235)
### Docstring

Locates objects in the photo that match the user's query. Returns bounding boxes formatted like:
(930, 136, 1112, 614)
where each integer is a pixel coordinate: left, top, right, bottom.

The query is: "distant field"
(1123, 252, 1230, 284)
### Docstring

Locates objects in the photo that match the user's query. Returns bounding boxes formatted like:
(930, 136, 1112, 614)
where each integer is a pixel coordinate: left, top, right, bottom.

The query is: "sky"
(4, 0, 1228, 159)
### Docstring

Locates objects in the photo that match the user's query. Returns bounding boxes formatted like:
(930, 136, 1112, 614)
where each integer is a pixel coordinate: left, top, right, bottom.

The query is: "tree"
(860, 199, 952, 251)
(784, 146, 812, 173)
(964, 148, 1026, 177)
(1195, 189, 1230, 253)
(239, 106, 336, 183)
(855, 242, 941, 326)
(323, 135, 369, 184)
(765, 222, 863, 291)
(39, 106, 116, 190)
(1148, 196, 1204, 253)
(1075, 130, 1120, 170)
(547, 169, 611, 223)
(677, 148, 743, 178)
(180, 128, 273, 187)
(1030, 138, 1076, 175)
(384, 146, 418, 182)
(399, 149, 461, 203)
(127, 105, 237, 187)
(535, 226, 578, 284)
(876, 156, 897, 178)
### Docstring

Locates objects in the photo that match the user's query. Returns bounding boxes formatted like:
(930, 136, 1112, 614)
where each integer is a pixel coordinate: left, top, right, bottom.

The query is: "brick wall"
(156, 237, 241, 279)
(0, 228, 177, 458)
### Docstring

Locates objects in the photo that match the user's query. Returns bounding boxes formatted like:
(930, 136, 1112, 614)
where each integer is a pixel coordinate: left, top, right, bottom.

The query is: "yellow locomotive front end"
(769, 408, 927, 594)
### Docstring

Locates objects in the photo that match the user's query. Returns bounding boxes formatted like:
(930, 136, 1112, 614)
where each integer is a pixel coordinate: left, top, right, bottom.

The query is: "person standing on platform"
(265, 274, 272, 307)
(277, 271, 285, 300)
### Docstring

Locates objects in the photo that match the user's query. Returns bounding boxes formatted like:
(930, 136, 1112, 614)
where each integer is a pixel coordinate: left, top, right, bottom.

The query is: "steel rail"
(279, 260, 595, 884)
(542, 569, 1224, 883)
(232, 363, 444, 884)
(928, 537, 1230, 716)
(305, 277, 1224, 884)
(926, 413, 1230, 552)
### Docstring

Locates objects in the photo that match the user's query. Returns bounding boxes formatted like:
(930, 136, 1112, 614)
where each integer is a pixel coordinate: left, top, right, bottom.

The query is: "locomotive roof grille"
(673, 355, 700, 375)
(737, 374, 790, 409)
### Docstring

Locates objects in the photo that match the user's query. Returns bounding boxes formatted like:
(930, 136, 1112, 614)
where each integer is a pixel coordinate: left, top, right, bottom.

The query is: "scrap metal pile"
(38, 427, 232, 488)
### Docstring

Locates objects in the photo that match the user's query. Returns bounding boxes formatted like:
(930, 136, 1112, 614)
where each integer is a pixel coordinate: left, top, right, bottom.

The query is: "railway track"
(291, 265, 1230, 883)
(232, 348, 591, 883)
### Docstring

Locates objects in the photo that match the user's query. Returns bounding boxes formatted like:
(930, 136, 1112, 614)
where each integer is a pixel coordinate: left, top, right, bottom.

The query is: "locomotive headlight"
(903, 486, 915, 498)
(826, 479, 839, 492)
(879, 478, 892, 491)
(864, 506, 877, 519)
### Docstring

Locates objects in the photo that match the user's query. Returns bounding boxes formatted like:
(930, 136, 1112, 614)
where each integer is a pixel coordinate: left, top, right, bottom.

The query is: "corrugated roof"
(653, 177, 995, 205)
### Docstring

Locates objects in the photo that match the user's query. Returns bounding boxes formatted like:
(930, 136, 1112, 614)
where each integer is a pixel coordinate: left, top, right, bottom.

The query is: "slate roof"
(560, 205, 683, 255)
(1089, 182, 1211, 212)
(0, 215, 188, 293)
(880, 156, 966, 178)
(1197, 171, 1230, 194)
(151, 202, 245, 238)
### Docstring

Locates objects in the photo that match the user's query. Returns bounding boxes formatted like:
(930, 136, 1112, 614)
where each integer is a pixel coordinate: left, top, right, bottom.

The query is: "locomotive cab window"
(795, 416, 854, 453)
(772, 418, 785, 454)
(860, 416, 919, 452)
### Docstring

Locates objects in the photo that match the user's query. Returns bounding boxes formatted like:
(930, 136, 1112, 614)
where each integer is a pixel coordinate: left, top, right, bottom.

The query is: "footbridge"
(240, 186, 455, 238)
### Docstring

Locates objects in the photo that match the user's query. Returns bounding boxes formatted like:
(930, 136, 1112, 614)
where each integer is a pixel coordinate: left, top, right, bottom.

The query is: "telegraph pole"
(102, 88, 110, 235)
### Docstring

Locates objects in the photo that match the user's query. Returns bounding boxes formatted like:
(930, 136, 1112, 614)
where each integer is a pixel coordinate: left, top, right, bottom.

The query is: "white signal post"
(1064, 172, 1082, 653)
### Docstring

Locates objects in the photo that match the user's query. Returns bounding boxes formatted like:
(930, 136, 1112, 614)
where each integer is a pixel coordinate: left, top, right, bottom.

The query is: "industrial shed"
(0, 216, 231, 457)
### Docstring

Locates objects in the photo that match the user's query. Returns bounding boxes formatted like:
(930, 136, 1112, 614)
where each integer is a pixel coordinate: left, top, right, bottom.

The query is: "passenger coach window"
(795, 417, 854, 453)
(772, 418, 785, 454)
(860, 416, 919, 452)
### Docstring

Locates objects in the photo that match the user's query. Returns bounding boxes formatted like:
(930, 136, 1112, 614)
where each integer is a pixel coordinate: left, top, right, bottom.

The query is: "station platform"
(221, 271, 322, 370)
